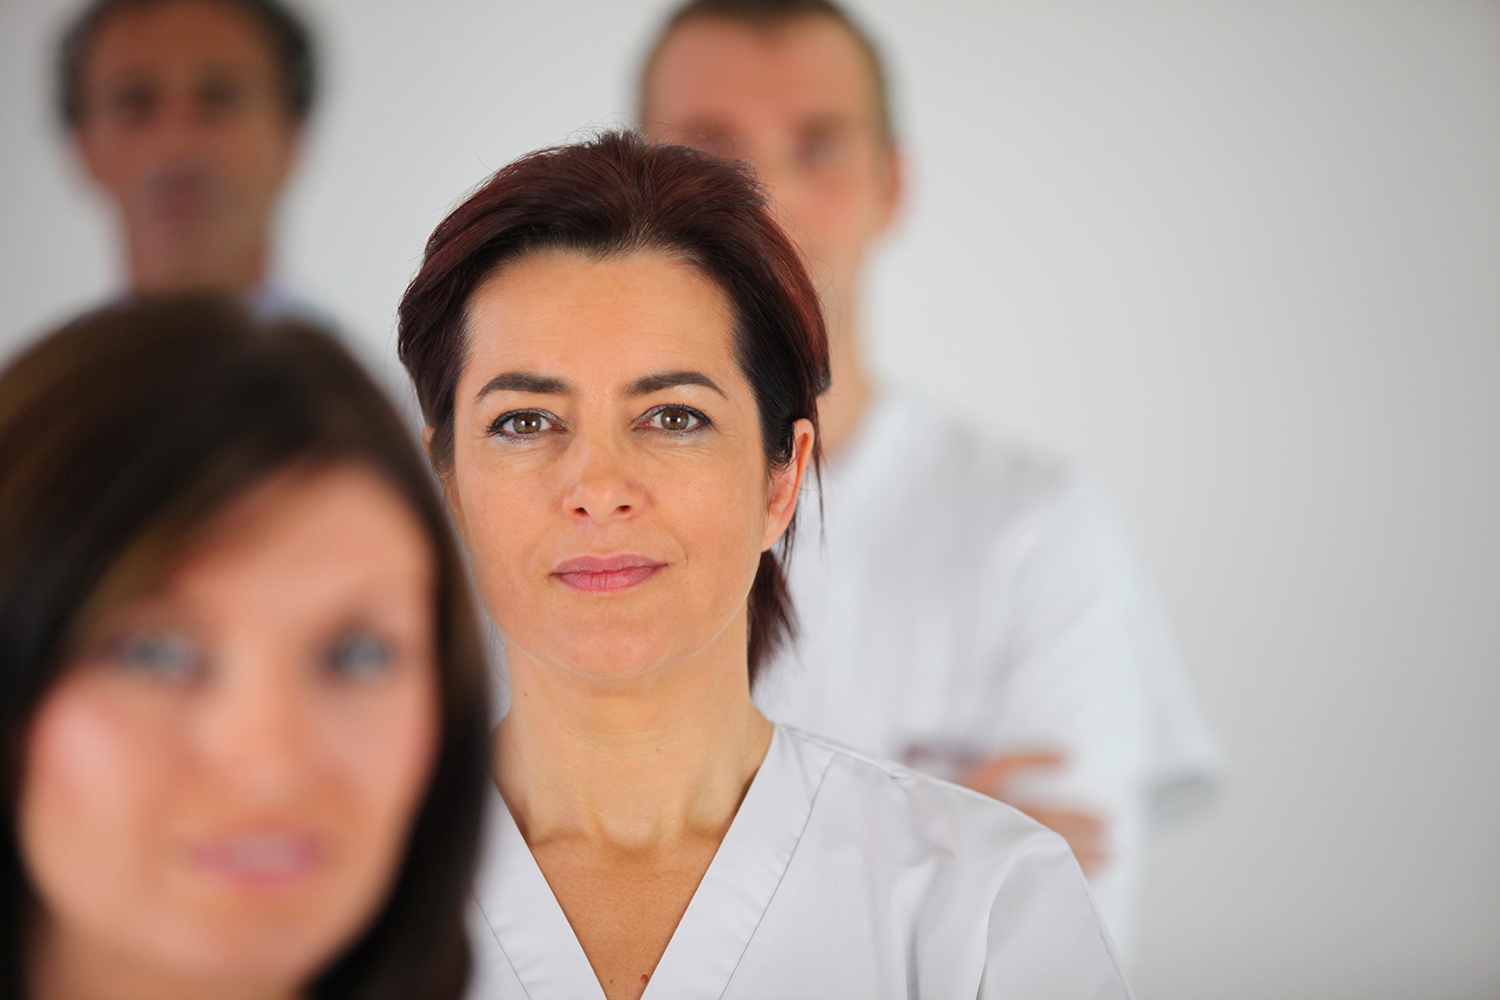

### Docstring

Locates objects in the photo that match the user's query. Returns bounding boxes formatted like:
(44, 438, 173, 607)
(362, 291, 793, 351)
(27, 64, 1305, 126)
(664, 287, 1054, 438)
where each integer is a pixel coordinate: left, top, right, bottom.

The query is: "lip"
(189, 831, 325, 890)
(552, 554, 667, 593)
(146, 169, 214, 222)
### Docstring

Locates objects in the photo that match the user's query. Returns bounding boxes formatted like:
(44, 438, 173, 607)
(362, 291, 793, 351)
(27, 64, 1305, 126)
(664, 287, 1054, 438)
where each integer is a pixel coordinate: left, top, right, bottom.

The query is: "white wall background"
(2, 1, 1497, 996)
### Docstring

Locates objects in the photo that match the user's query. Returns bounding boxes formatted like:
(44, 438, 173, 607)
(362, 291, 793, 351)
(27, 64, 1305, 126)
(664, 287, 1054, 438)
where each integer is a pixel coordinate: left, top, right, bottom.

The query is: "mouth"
(144, 167, 216, 223)
(552, 554, 667, 593)
(190, 831, 324, 889)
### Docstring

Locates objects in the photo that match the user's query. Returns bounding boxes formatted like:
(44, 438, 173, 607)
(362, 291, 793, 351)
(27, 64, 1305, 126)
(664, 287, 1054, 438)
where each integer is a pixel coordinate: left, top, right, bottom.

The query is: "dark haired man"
(640, 0, 1222, 956)
(59, 0, 314, 313)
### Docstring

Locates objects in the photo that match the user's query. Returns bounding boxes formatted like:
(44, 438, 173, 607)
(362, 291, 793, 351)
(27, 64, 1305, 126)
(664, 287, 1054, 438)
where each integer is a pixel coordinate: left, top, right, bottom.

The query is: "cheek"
(324, 670, 442, 853)
(452, 453, 550, 603)
(806, 172, 886, 246)
(669, 453, 771, 574)
(88, 133, 146, 190)
(230, 121, 296, 192)
(19, 680, 180, 936)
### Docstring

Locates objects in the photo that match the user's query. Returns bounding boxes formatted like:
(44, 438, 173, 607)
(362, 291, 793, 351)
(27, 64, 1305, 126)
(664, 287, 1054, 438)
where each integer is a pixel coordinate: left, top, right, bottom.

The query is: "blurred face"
(444, 250, 811, 682)
(643, 16, 900, 332)
(20, 464, 440, 996)
(73, 0, 300, 277)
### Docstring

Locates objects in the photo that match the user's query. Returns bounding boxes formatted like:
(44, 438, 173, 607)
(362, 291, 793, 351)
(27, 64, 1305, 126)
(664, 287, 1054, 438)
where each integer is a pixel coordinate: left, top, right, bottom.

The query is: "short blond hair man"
(639, 0, 1223, 956)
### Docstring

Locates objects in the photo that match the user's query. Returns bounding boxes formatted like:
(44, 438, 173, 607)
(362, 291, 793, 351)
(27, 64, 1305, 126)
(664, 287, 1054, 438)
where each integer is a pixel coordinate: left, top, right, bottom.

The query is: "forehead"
(84, 0, 277, 81)
(171, 464, 431, 600)
(645, 16, 879, 131)
(463, 250, 740, 387)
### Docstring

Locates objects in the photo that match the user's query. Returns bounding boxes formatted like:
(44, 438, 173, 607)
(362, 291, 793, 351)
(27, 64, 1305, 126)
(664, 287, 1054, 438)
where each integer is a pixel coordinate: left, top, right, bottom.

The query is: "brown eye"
(798, 133, 843, 169)
(109, 82, 158, 127)
(493, 411, 555, 438)
(646, 406, 706, 434)
(511, 414, 543, 434)
(197, 77, 246, 119)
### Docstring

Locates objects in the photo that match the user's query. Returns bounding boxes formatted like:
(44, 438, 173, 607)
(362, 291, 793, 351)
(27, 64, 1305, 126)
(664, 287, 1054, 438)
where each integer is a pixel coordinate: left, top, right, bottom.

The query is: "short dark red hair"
(398, 129, 829, 683)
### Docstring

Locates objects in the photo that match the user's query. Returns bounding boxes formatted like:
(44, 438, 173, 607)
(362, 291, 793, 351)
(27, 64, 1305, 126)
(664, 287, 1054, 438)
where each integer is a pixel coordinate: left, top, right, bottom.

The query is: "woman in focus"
(0, 298, 490, 999)
(399, 131, 1131, 1000)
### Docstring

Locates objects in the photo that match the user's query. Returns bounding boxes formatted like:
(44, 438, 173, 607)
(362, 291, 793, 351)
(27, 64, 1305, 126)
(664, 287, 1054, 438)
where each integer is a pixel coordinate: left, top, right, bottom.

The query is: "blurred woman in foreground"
(399, 131, 1130, 999)
(0, 298, 489, 999)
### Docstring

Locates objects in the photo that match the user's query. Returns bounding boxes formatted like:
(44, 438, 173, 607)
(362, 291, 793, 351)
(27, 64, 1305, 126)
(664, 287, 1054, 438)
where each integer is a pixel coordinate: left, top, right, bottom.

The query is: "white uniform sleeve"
(978, 828, 1135, 1000)
(977, 468, 1213, 956)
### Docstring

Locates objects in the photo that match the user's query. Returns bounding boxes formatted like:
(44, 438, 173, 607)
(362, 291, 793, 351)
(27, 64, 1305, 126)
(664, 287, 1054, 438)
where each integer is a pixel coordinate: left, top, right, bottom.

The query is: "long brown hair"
(0, 296, 489, 999)
(398, 129, 830, 682)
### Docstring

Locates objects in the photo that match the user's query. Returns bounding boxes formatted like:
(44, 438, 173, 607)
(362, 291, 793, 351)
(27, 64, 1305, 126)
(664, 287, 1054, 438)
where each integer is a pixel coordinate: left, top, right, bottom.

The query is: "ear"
(269, 123, 305, 187)
(762, 418, 817, 551)
(873, 143, 905, 237)
(74, 125, 112, 190)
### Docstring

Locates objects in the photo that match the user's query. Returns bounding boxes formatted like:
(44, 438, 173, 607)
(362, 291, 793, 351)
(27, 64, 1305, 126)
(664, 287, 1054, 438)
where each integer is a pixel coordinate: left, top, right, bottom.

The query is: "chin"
(500, 585, 739, 682)
(144, 926, 331, 993)
(157, 884, 369, 984)
(558, 641, 675, 681)
(513, 619, 687, 682)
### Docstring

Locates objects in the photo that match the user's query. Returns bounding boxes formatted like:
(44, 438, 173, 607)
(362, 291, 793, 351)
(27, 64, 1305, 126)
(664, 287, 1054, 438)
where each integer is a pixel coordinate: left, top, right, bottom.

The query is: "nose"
(147, 90, 198, 142)
(198, 652, 316, 804)
(560, 431, 644, 526)
(137, 90, 220, 165)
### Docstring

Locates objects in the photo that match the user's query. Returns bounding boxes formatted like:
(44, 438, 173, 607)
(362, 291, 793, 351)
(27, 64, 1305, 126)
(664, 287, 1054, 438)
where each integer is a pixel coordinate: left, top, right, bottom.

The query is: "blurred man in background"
(639, 0, 1223, 955)
(57, 0, 314, 316)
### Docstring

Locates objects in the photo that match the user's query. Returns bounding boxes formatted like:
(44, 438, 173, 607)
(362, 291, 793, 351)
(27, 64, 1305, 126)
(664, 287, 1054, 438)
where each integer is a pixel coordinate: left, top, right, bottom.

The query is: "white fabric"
(468, 725, 1131, 1000)
(754, 391, 1225, 955)
(247, 281, 324, 324)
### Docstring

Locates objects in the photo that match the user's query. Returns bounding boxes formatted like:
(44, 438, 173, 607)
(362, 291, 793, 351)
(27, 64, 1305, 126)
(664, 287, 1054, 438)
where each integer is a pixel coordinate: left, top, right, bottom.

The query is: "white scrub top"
(468, 725, 1131, 1000)
(754, 392, 1224, 955)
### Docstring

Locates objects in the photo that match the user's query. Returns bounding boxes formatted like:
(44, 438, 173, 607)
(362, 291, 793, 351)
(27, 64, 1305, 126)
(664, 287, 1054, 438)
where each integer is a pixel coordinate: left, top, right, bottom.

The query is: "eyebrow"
(473, 369, 726, 401)
(800, 112, 860, 132)
(474, 371, 571, 400)
(627, 371, 726, 398)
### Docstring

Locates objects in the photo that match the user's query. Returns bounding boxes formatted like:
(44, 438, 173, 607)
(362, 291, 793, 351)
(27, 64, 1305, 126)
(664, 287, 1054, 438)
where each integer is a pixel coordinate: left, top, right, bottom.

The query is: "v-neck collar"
(472, 779, 603, 999)
(471, 726, 830, 1000)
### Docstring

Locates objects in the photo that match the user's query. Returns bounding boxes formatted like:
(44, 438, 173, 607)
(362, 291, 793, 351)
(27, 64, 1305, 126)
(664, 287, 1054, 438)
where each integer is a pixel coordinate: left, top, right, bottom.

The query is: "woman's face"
(20, 463, 441, 994)
(445, 249, 811, 682)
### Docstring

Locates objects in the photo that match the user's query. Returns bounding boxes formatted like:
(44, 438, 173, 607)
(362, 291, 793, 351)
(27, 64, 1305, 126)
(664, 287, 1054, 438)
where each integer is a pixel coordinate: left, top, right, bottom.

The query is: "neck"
(126, 224, 271, 298)
(816, 287, 874, 459)
(496, 610, 772, 851)
(29, 914, 296, 1000)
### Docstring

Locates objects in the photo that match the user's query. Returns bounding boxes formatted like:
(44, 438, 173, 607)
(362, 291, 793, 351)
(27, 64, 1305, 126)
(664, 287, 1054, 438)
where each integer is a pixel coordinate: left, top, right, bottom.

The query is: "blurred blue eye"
(117, 633, 198, 682)
(328, 633, 393, 680)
